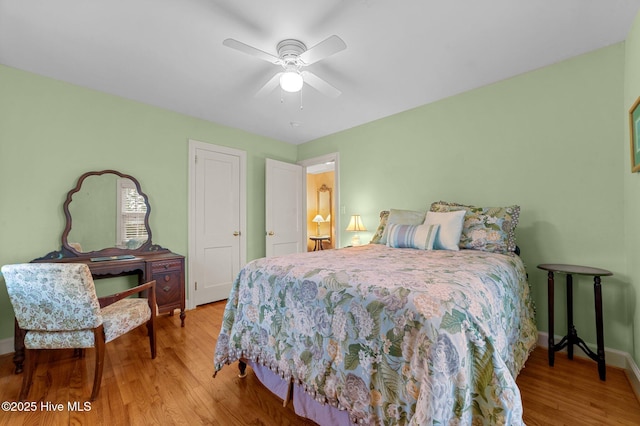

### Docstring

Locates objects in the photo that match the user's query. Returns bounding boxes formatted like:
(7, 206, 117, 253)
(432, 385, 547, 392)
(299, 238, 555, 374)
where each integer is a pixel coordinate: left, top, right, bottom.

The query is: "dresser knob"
(164, 275, 171, 282)
(162, 285, 171, 292)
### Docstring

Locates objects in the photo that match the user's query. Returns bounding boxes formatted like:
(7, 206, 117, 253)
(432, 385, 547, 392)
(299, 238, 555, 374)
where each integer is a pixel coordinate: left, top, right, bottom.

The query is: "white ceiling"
(1, 0, 639, 145)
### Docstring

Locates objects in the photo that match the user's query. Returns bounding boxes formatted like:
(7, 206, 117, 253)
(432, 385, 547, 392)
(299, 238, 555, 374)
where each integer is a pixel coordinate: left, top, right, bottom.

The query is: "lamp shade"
(280, 71, 304, 92)
(312, 214, 325, 223)
(345, 215, 366, 232)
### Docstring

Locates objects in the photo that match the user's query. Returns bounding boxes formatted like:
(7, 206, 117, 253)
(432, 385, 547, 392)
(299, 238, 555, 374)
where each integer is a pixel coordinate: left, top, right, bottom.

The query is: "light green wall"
(300, 44, 630, 355)
(0, 64, 297, 340)
(624, 13, 640, 366)
(1, 37, 637, 362)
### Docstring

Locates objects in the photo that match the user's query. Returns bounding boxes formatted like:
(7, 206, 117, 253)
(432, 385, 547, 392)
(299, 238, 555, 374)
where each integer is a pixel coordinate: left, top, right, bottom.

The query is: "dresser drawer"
(151, 259, 182, 273)
(146, 255, 185, 326)
(153, 270, 182, 307)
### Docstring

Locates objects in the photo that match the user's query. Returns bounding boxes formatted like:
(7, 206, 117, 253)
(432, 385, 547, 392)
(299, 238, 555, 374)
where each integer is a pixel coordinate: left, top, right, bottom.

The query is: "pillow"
(386, 223, 440, 250)
(423, 210, 466, 250)
(430, 201, 520, 253)
(369, 211, 390, 244)
(377, 208, 427, 245)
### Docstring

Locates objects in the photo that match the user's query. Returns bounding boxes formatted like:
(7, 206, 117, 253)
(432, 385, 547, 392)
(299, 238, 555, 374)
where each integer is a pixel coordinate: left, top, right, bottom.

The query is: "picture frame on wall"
(630, 96, 640, 173)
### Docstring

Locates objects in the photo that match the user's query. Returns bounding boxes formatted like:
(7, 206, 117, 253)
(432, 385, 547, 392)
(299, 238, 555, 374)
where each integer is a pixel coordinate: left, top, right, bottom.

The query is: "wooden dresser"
(31, 250, 186, 325)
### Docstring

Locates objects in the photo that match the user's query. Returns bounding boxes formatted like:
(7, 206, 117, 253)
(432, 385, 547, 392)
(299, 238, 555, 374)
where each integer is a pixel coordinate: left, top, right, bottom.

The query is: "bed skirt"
(248, 361, 355, 426)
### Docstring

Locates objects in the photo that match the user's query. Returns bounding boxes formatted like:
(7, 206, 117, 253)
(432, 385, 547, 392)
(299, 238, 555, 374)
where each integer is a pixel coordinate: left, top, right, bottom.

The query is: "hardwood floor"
(0, 301, 639, 425)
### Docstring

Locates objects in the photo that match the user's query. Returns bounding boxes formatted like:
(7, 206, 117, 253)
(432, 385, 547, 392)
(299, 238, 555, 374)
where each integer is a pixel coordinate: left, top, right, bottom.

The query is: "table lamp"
(312, 214, 325, 236)
(345, 215, 366, 246)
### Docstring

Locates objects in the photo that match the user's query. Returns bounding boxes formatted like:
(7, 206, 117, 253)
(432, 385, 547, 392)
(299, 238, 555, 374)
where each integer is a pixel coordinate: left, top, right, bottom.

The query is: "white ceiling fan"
(222, 35, 346, 98)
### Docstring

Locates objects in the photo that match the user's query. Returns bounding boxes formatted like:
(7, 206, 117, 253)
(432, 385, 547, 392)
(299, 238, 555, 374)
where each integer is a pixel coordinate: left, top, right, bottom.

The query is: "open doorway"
(299, 153, 339, 252)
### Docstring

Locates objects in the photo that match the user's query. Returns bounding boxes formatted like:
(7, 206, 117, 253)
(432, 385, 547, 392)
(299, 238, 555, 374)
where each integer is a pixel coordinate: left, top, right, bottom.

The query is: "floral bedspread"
(213, 244, 537, 425)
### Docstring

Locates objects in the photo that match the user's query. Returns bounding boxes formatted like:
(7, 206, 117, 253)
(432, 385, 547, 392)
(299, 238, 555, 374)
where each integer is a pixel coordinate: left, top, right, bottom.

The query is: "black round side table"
(309, 236, 330, 251)
(537, 263, 612, 381)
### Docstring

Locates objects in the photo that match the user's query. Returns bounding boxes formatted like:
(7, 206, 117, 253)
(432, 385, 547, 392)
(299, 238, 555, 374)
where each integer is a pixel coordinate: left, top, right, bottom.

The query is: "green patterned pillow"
(369, 211, 389, 244)
(429, 201, 520, 253)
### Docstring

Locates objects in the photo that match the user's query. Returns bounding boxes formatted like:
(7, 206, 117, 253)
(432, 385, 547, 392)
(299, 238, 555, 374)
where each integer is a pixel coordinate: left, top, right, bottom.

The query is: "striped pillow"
(386, 223, 440, 250)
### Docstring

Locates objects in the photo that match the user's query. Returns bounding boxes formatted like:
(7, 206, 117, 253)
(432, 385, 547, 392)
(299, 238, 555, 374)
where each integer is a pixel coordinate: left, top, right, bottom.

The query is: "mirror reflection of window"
(116, 178, 148, 249)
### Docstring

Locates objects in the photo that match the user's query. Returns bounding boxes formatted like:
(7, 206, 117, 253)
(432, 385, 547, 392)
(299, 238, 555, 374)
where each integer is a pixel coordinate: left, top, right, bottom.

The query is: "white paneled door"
(189, 141, 246, 308)
(265, 159, 304, 257)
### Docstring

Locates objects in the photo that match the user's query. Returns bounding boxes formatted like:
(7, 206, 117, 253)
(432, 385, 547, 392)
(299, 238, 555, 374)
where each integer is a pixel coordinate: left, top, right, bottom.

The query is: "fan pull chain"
(278, 87, 304, 109)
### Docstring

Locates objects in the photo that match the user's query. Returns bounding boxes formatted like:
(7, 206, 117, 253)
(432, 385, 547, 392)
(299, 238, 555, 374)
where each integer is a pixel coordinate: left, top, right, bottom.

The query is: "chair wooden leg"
(19, 349, 36, 401)
(90, 325, 106, 401)
(148, 281, 157, 359)
(147, 314, 157, 359)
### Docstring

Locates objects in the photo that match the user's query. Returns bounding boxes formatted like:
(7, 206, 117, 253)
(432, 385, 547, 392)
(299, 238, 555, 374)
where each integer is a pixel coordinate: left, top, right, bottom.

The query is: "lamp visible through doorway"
(345, 215, 366, 246)
(312, 214, 325, 236)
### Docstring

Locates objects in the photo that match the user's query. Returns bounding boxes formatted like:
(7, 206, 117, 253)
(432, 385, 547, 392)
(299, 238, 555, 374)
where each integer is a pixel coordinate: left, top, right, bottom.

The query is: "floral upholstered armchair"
(1, 262, 157, 401)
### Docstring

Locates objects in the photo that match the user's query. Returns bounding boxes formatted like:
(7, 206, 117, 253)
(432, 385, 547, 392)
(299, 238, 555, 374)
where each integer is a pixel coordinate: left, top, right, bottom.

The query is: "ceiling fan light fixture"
(280, 71, 304, 93)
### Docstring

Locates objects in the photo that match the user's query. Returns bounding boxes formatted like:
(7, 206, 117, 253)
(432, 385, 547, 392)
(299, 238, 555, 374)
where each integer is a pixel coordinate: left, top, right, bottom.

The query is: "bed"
(214, 204, 537, 425)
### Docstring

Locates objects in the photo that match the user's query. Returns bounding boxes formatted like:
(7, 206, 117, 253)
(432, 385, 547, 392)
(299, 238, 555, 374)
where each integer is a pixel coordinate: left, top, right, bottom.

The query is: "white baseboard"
(0, 336, 13, 356)
(537, 331, 640, 400)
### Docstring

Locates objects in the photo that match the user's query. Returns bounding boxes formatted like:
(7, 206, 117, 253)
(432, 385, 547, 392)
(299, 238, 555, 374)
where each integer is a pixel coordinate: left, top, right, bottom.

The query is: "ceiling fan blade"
(255, 72, 283, 97)
(299, 35, 346, 66)
(223, 38, 281, 65)
(301, 71, 341, 98)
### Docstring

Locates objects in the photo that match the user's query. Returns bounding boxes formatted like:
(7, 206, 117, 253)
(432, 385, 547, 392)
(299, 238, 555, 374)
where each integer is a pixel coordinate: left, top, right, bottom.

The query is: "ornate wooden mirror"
(317, 184, 332, 238)
(38, 170, 166, 260)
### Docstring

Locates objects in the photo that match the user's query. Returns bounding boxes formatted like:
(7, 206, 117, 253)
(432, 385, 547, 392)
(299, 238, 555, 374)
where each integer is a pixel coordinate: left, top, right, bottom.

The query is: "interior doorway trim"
(298, 152, 340, 248)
